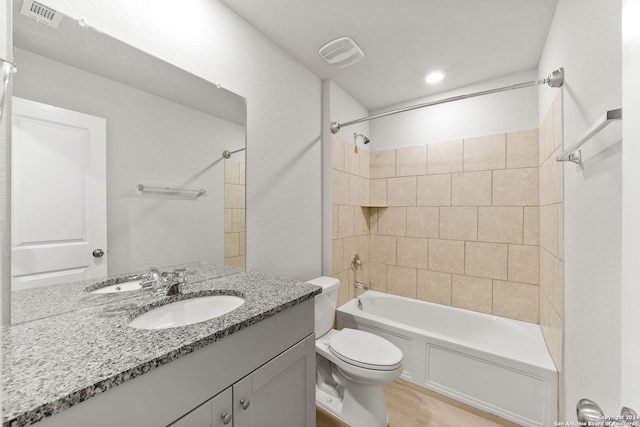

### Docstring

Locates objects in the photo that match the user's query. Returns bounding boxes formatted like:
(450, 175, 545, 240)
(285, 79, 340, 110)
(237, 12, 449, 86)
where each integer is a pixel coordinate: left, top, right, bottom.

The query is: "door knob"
(92, 249, 105, 258)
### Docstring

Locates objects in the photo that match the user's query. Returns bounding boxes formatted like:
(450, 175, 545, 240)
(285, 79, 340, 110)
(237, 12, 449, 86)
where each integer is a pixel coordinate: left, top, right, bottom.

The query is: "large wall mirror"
(9, 1, 246, 323)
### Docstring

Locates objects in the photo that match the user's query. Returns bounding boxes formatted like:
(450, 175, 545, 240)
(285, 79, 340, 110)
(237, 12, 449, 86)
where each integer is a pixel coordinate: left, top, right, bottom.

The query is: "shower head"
(353, 133, 370, 145)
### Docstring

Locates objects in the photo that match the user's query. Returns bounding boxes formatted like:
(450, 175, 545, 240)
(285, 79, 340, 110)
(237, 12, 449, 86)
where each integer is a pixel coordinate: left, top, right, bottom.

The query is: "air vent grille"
(20, 0, 63, 28)
(319, 37, 365, 69)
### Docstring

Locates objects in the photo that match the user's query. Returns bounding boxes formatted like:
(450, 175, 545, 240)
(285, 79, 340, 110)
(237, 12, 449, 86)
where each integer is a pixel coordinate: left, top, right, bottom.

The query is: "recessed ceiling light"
(425, 71, 446, 84)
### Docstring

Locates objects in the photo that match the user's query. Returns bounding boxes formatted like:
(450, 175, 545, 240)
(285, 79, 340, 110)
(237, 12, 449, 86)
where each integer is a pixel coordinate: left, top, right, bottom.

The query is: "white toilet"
(308, 276, 403, 427)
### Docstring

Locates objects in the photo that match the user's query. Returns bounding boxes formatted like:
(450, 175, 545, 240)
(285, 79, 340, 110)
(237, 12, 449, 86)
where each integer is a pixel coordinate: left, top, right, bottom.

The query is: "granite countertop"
(2, 270, 321, 426)
(10, 260, 243, 324)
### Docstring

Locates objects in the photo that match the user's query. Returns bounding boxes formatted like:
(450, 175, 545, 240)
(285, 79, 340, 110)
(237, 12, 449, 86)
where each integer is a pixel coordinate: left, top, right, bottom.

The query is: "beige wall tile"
(557, 202, 564, 260)
(369, 179, 387, 206)
(387, 177, 417, 206)
(539, 150, 563, 206)
(539, 203, 559, 256)
(332, 239, 344, 275)
(439, 207, 478, 241)
(508, 245, 539, 285)
(332, 205, 339, 239)
(451, 171, 492, 206)
(477, 207, 523, 244)
(465, 241, 508, 280)
(332, 136, 345, 171)
(369, 262, 387, 292)
(406, 207, 439, 238)
(334, 270, 350, 307)
(451, 275, 492, 314)
(397, 237, 429, 269)
(417, 270, 452, 305)
(428, 239, 465, 274)
(224, 209, 232, 233)
(396, 145, 427, 176)
(524, 207, 539, 245)
(427, 140, 463, 174)
(354, 207, 369, 236)
(378, 207, 407, 236)
(225, 159, 241, 184)
(360, 148, 370, 179)
(224, 232, 240, 257)
(342, 236, 357, 272)
(492, 168, 538, 206)
(344, 142, 360, 175)
(417, 174, 452, 206)
(349, 175, 365, 206)
(239, 232, 245, 255)
(507, 129, 538, 169)
(539, 248, 554, 300)
(369, 208, 378, 234)
(548, 307, 563, 371)
(463, 133, 506, 171)
(225, 184, 245, 209)
(337, 205, 355, 238)
(225, 256, 245, 269)
(370, 234, 397, 264)
(332, 170, 350, 205)
(371, 150, 396, 178)
(493, 280, 539, 323)
(387, 265, 417, 298)
(232, 209, 245, 232)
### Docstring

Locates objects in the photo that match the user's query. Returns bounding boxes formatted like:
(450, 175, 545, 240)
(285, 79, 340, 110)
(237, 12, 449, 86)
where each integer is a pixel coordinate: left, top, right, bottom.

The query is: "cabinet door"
(234, 335, 315, 427)
(168, 387, 233, 427)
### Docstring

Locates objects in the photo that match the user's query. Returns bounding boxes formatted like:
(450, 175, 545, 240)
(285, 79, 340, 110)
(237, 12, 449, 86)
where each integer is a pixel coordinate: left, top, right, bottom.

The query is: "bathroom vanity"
(2, 270, 320, 426)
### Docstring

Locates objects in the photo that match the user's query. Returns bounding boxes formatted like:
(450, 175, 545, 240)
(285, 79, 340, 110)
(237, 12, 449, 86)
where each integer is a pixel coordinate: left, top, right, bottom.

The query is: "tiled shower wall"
(367, 130, 541, 323)
(331, 138, 371, 306)
(224, 159, 246, 268)
(538, 93, 564, 372)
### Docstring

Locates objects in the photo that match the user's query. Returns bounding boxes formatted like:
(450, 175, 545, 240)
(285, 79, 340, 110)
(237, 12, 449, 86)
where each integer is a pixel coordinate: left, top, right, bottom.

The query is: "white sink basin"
(129, 295, 245, 330)
(90, 280, 143, 294)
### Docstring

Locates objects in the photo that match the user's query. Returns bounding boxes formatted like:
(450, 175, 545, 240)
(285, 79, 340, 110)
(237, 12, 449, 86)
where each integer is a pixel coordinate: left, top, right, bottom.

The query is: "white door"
(11, 97, 107, 291)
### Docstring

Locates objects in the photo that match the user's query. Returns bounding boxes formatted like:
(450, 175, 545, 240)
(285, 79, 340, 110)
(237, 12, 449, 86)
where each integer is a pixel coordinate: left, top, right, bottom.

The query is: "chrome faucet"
(140, 267, 187, 296)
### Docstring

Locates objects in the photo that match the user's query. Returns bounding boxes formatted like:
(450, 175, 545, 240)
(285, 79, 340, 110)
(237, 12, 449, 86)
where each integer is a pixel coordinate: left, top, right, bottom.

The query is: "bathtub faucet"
(353, 281, 368, 291)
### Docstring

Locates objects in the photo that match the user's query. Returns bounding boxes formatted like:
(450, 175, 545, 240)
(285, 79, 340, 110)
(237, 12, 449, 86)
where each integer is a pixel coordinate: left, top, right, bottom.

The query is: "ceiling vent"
(319, 37, 365, 69)
(20, 0, 62, 28)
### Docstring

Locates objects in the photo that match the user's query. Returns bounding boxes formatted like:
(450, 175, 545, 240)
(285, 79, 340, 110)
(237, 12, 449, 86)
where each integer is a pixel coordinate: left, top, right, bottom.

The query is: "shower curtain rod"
(330, 68, 564, 134)
(223, 147, 246, 159)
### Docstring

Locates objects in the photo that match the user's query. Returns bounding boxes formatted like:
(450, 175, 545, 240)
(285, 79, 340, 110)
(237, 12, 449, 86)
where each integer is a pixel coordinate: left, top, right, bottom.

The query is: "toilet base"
(316, 386, 389, 427)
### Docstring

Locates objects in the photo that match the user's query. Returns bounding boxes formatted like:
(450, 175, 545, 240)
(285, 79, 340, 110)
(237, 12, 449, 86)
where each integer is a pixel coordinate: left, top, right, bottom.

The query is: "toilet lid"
(329, 328, 403, 371)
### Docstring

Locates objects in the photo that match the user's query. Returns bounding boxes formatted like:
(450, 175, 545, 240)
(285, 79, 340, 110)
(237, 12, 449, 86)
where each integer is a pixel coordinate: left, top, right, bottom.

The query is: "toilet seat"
(329, 328, 403, 371)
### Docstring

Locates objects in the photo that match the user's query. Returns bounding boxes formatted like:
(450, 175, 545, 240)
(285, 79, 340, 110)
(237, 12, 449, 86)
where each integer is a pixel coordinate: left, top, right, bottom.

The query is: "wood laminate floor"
(316, 379, 521, 427)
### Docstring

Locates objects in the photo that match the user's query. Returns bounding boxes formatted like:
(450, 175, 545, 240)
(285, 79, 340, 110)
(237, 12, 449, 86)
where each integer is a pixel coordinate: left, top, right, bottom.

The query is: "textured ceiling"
(220, 0, 558, 110)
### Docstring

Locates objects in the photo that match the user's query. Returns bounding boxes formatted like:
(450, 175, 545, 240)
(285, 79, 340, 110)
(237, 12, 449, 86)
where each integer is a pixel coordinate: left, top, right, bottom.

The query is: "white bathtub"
(336, 290, 557, 427)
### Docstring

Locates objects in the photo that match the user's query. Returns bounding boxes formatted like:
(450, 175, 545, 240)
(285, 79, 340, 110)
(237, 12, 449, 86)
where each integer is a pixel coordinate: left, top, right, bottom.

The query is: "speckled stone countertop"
(11, 260, 242, 324)
(2, 270, 320, 426)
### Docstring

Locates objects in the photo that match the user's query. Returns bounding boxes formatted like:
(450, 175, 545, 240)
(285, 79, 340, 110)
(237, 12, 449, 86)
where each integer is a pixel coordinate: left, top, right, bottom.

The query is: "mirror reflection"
(10, 7, 246, 323)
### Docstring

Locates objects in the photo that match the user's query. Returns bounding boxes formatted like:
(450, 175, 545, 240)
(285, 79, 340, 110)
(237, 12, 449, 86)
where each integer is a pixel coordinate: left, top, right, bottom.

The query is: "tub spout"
(353, 281, 368, 290)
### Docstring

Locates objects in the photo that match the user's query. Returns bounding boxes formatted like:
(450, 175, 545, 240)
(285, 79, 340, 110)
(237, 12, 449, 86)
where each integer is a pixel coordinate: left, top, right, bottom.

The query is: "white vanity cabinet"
(35, 299, 316, 427)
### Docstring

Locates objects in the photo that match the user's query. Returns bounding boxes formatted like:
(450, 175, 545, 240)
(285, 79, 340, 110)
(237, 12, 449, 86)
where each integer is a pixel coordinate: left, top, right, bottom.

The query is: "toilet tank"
(307, 276, 340, 337)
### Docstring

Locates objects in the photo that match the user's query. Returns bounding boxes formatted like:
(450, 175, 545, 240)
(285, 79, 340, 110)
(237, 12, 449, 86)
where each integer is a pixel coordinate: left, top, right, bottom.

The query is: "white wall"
(538, 0, 622, 419)
(3, 0, 323, 281)
(621, 0, 640, 410)
(369, 68, 540, 150)
(13, 49, 245, 274)
(321, 80, 369, 275)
